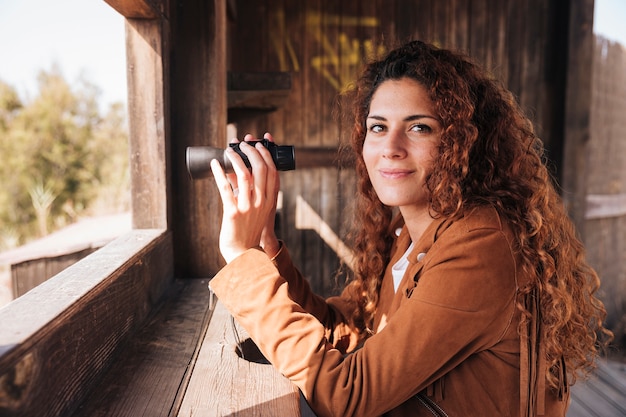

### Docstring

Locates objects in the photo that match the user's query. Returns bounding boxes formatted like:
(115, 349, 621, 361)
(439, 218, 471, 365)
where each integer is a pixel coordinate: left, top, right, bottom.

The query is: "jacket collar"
(373, 215, 449, 332)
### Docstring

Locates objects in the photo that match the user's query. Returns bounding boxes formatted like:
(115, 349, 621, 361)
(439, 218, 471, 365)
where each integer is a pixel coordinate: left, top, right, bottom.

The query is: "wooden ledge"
(176, 299, 301, 415)
(72, 278, 214, 417)
(71, 280, 300, 416)
(0, 229, 172, 417)
(72, 281, 301, 416)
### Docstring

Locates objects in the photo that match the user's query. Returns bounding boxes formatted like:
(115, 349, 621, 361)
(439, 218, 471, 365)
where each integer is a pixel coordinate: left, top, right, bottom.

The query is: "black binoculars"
(186, 139, 296, 179)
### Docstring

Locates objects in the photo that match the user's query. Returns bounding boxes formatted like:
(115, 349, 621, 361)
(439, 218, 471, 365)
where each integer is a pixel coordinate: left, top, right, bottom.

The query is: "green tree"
(0, 81, 22, 131)
(0, 67, 129, 249)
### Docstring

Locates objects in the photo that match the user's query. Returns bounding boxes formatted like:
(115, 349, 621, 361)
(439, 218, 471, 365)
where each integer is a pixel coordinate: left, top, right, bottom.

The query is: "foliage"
(0, 67, 129, 250)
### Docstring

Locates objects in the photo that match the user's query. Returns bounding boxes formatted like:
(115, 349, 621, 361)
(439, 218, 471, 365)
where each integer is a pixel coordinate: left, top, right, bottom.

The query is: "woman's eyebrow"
(367, 114, 440, 123)
(404, 114, 440, 122)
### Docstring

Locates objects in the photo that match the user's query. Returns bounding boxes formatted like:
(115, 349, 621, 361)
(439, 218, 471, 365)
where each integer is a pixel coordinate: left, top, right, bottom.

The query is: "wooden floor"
(568, 358, 626, 417)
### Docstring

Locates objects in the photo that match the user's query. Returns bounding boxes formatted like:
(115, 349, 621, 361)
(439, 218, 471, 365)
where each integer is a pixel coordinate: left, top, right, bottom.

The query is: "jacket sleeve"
(209, 220, 518, 417)
(267, 243, 366, 353)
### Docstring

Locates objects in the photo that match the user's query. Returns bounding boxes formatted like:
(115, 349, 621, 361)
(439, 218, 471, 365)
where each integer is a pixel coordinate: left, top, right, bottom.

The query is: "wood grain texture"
(104, 0, 159, 18)
(169, 0, 228, 278)
(176, 300, 300, 416)
(71, 279, 213, 417)
(0, 230, 172, 417)
(126, 17, 170, 230)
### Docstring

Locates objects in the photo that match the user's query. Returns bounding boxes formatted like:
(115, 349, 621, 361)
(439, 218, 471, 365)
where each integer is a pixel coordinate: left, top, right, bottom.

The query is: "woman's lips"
(378, 169, 414, 179)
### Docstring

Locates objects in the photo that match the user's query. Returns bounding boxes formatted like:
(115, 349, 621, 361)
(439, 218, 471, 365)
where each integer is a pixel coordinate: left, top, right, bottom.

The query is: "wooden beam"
(585, 194, 626, 219)
(227, 0, 237, 21)
(293, 147, 355, 169)
(126, 18, 170, 229)
(562, 0, 595, 235)
(227, 72, 291, 91)
(227, 72, 292, 117)
(170, 0, 228, 277)
(103, 0, 160, 19)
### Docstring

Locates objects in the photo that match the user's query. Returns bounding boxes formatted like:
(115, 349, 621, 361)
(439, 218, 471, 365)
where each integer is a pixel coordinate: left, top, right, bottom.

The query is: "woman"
(208, 41, 611, 416)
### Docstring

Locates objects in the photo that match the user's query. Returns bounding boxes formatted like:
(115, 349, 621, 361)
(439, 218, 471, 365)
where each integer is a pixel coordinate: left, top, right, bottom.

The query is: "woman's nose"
(382, 131, 407, 159)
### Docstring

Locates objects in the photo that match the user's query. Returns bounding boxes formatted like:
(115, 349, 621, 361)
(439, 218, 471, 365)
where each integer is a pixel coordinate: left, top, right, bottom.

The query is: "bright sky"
(0, 0, 624, 110)
(594, 0, 626, 44)
(0, 0, 126, 108)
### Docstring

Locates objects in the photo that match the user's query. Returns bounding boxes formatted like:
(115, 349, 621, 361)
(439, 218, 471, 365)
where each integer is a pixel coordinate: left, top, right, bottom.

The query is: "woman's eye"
(411, 124, 432, 133)
(369, 124, 385, 133)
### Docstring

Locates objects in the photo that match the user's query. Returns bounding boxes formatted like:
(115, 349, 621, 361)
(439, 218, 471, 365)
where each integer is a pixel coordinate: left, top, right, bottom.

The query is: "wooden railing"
(0, 230, 301, 416)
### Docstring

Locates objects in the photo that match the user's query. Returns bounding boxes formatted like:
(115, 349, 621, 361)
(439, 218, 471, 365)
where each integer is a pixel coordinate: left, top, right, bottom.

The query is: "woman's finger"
(210, 159, 236, 208)
(254, 141, 278, 199)
(227, 146, 254, 210)
(237, 141, 268, 206)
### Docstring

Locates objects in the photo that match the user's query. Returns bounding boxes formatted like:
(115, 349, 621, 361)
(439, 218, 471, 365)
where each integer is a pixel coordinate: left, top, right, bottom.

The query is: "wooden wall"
(224, 0, 581, 296)
(11, 247, 98, 298)
(585, 36, 626, 347)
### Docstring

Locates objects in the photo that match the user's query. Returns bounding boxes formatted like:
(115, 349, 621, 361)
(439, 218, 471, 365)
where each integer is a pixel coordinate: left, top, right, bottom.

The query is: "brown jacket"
(210, 206, 569, 416)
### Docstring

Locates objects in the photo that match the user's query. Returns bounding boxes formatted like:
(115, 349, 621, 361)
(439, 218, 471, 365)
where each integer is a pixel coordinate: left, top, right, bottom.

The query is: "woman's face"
(363, 77, 442, 213)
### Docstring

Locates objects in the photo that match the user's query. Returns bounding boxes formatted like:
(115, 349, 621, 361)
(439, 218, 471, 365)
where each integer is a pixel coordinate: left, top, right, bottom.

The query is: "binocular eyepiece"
(186, 139, 296, 179)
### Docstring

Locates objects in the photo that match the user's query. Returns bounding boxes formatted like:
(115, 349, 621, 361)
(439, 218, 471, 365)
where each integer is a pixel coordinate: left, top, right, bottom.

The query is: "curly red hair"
(343, 40, 611, 387)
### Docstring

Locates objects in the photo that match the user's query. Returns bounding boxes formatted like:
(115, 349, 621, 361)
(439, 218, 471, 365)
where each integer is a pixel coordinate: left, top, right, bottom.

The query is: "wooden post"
(562, 0, 595, 237)
(126, 16, 170, 230)
(169, 0, 228, 277)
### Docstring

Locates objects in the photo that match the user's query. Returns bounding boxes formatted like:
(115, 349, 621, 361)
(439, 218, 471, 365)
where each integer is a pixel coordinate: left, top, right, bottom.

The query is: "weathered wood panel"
(228, 0, 580, 297)
(127, 17, 170, 231)
(71, 279, 213, 417)
(11, 247, 98, 298)
(169, 0, 229, 278)
(176, 300, 301, 416)
(585, 36, 626, 347)
(568, 359, 626, 417)
(562, 0, 596, 233)
(0, 230, 172, 417)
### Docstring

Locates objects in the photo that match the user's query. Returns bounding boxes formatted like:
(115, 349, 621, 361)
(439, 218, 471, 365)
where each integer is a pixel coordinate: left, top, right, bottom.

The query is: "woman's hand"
(211, 133, 281, 263)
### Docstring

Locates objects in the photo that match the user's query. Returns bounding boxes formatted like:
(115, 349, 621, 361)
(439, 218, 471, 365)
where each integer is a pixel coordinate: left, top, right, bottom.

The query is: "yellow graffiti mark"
(270, 9, 300, 72)
(311, 33, 386, 92)
(306, 13, 379, 28)
(307, 12, 386, 92)
(269, 10, 387, 92)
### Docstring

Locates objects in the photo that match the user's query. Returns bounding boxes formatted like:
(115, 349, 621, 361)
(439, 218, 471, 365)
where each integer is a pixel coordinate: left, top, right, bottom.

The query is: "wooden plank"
(104, 0, 159, 19)
(11, 247, 98, 297)
(0, 230, 173, 417)
(228, 72, 291, 91)
(562, 0, 596, 235)
(126, 18, 169, 230)
(71, 279, 213, 417)
(585, 194, 626, 219)
(170, 0, 228, 277)
(227, 89, 291, 112)
(584, 36, 626, 345)
(227, 71, 292, 114)
(176, 300, 300, 416)
(293, 147, 353, 169)
(569, 360, 626, 417)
